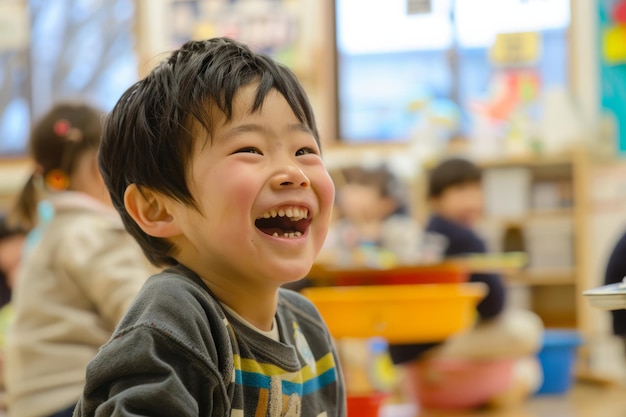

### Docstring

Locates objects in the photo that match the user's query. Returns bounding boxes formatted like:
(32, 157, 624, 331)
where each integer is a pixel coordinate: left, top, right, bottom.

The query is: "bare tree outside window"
(0, 0, 138, 157)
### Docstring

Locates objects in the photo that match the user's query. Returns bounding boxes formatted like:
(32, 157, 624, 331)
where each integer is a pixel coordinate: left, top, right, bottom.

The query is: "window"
(0, 0, 138, 157)
(335, 0, 570, 143)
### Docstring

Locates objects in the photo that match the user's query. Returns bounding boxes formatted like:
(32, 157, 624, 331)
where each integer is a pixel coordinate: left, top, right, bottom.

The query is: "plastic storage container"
(347, 393, 389, 417)
(308, 263, 469, 287)
(333, 263, 468, 286)
(301, 283, 486, 343)
(407, 357, 516, 410)
(536, 329, 581, 395)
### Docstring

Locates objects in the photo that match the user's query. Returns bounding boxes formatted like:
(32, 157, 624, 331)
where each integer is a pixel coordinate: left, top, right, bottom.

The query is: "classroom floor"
(405, 383, 626, 417)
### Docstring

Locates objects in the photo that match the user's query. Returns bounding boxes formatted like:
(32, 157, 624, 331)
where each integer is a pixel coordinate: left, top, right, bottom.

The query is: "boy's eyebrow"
(221, 122, 313, 141)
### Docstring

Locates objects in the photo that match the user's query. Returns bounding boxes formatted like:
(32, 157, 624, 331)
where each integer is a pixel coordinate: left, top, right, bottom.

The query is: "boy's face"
(171, 84, 335, 290)
(430, 182, 484, 227)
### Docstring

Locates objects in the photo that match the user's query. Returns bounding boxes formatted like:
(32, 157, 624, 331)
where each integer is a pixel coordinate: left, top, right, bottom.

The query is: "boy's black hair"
(99, 37, 320, 267)
(427, 157, 482, 198)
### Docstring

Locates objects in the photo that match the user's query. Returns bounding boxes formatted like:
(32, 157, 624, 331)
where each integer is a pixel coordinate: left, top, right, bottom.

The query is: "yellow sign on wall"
(603, 25, 626, 64)
(489, 32, 541, 66)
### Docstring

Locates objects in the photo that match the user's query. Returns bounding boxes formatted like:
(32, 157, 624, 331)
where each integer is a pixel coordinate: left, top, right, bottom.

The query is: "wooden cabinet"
(474, 151, 592, 331)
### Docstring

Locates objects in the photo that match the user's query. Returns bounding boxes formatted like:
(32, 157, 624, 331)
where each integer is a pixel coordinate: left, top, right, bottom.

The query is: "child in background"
(0, 217, 27, 310)
(324, 164, 423, 268)
(73, 37, 345, 416)
(0, 217, 27, 411)
(334, 165, 405, 247)
(389, 157, 543, 409)
(424, 157, 506, 320)
(5, 103, 154, 417)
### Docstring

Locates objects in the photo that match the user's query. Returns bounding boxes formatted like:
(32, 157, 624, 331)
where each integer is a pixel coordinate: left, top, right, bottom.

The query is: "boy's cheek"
(319, 177, 336, 220)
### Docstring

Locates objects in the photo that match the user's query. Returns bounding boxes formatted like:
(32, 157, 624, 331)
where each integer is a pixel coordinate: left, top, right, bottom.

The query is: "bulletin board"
(165, 0, 317, 85)
(155, 0, 334, 143)
(599, 0, 626, 155)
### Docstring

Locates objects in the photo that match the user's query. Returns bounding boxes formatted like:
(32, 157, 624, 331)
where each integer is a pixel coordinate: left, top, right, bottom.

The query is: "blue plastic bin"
(536, 329, 582, 395)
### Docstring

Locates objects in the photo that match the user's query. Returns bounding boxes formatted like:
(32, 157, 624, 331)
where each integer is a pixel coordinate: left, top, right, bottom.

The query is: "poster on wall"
(599, 0, 626, 155)
(162, 0, 331, 140)
(335, 0, 570, 143)
(168, 0, 302, 69)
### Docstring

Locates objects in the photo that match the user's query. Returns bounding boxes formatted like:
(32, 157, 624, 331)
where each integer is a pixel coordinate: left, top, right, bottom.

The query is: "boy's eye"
(296, 147, 318, 156)
(234, 147, 263, 155)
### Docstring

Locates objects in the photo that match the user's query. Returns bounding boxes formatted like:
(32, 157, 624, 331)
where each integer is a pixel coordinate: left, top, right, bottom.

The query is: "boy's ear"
(124, 184, 181, 238)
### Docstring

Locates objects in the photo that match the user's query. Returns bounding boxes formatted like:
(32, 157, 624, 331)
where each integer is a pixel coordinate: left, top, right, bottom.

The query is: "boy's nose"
(273, 165, 310, 189)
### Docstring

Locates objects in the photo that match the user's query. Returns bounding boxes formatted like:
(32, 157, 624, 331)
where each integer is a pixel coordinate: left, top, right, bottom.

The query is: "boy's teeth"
(259, 206, 309, 221)
(271, 231, 303, 238)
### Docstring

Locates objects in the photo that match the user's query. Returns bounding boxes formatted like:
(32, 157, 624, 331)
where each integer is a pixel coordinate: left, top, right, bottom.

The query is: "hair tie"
(53, 119, 83, 143)
(53, 119, 71, 136)
(44, 169, 70, 191)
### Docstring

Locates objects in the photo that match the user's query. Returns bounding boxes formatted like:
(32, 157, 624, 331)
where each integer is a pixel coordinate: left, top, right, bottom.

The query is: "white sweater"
(4, 192, 155, 417)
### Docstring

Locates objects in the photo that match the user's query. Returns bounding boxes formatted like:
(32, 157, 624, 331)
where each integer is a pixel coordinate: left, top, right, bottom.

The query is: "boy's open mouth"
(255, 206, 311, 238)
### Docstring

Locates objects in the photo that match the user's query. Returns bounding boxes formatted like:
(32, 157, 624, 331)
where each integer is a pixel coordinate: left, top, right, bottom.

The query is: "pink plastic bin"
(407, 357, 515, 410)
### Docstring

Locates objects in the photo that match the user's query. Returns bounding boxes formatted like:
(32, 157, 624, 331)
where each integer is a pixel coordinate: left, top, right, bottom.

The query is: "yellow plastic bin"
(302, 283, 486, 343)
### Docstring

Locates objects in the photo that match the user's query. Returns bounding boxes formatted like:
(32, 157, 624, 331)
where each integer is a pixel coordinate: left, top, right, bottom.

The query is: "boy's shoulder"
(121, 265, 225, 330)
(137, 265, 218, 308)
(113, 265, 233, 356)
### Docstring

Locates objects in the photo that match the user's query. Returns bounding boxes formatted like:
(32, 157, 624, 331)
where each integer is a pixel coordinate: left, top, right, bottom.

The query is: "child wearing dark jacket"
(389, 157, 543, 410)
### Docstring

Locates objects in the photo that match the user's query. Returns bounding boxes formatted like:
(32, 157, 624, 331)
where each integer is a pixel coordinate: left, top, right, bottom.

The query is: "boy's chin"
(284, 269, 314, 284)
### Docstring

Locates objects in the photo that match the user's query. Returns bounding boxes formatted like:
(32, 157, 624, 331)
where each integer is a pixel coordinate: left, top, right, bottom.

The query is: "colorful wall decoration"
(599, 0, 626, 154)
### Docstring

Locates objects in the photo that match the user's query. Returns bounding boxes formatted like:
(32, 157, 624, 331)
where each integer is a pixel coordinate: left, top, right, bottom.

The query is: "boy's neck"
(202, 278, 279, 332)
(220, 302, 280, 340)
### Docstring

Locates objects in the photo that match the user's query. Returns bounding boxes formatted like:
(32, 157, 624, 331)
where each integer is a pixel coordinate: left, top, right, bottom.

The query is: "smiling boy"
(73, 38, 345, 417)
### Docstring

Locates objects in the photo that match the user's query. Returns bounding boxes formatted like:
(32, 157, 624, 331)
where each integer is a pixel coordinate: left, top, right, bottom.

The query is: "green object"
(0, 304, 13, 348)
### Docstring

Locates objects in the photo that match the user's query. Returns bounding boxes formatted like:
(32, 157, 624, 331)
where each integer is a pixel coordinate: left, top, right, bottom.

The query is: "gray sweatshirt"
(73, 264, 346, 417)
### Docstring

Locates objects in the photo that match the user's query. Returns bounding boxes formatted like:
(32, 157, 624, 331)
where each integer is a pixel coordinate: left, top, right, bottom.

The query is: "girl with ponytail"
(4, 102, 153, 417)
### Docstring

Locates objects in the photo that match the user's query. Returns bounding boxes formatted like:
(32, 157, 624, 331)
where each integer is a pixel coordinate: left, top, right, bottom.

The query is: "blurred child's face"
(171, 84, 335, 290)
(338, 183, 395, 225)
(430, 182, 484, 227)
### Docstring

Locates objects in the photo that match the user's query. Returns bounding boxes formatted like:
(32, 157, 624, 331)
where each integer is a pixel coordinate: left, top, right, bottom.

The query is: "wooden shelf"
(505, 268, 576, 286)
(477, 153, 574, 169)
(482, 208, 574, 226)
(527, 207, 574, 218)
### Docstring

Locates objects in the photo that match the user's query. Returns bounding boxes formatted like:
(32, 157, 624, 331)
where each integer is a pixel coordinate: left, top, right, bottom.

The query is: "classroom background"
(2, 0, 626, 416)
